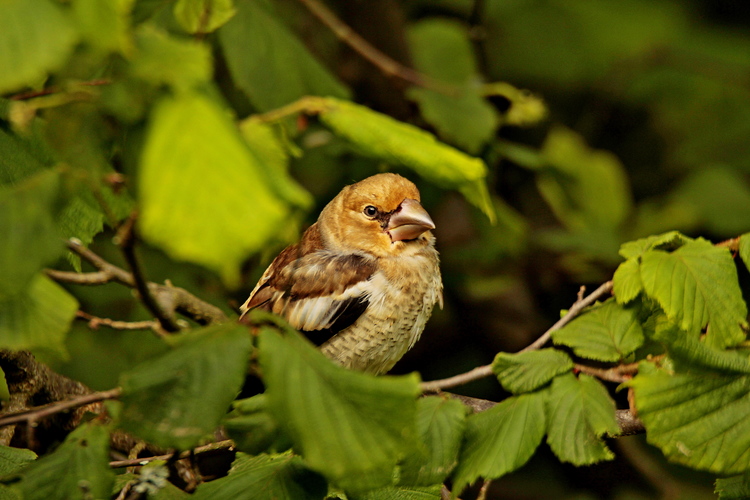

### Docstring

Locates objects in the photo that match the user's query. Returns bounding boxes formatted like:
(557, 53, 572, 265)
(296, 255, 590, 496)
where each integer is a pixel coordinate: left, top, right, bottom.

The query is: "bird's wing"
(240, 248, 377, 336)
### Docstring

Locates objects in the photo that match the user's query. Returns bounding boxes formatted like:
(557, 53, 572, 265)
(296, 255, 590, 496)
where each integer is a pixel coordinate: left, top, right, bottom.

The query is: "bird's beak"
(387, 198, 435, 242)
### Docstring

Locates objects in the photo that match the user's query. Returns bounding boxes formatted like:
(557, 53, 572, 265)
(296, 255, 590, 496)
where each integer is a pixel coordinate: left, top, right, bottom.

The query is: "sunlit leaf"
(174, 0, 235, 34)
(0, 170, 63, 298)
(407, 19, 498, 154)
(0, 446, 36, 476)
(546, 373, 618, 465)
(316, 97, 495, 222)
(119, 324, 252, 449)
(0, 274, 77, 358)
(552, 299, 644, 362)
(218, 0, 349, 111)
(739, 233, 750, 274)
(138, 92, 289, 285)
(192, 453, 327, 500)
(618, 231, 689, 259)
(11, 421, 113, 500)
(131, 25, 212, 91)
(492, 349, 573, 393)
(631, 368, 750, 474)
(612, 257, 642, 304)
(259, 326, 421, 492)
(72, 0, 134, 55)
(0, 0, 78, 94)
(452, 391, 547, 495)
(398, 396, 467, 486)
(640, 238, 748, 349)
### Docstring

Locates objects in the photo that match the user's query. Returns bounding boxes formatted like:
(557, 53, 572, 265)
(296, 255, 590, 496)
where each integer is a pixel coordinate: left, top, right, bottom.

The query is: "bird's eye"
(363, 205, 378, 218)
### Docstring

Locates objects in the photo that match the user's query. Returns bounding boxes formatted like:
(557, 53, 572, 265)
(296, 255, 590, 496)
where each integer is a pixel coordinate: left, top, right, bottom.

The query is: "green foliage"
(5, 0, 750, 497)
(552, 299, 644, 362)
(452, 392, 547, 494)
(259, 326, 421, 492)
(545, 373, 619, 465)
(631, 367, 750, 475)
(192, 452, 327, 500)
(492, 349, 573, 393)
(5, 421, 113, 500)
(118, 324, 252, 449)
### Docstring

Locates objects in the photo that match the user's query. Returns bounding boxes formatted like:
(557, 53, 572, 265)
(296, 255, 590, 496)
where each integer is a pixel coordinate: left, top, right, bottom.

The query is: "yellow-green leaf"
(138, 93, 289, 285)
(174, 0, 235, 34)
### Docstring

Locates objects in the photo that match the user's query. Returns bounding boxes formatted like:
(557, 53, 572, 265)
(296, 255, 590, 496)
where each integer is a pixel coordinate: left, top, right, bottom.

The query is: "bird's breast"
(320, 247, 442, 374)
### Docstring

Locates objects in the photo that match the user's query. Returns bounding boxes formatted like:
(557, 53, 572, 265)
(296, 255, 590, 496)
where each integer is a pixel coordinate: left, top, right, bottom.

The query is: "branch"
(116, 214, 181, 333)
(421, 281, 614, 392)
(76, 311, 162, 333)
(49, 239, 229, 326)
(295, 0, 456, 94)
(0, 388, 121, 428)
(109, 440, 235, 468)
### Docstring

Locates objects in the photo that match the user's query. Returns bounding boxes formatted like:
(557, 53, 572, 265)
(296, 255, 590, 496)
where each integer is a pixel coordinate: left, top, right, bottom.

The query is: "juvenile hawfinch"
(240, 173, 442, 374)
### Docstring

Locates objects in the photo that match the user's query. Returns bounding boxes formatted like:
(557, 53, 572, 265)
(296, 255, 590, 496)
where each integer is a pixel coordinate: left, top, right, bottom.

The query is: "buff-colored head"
(318, 173, 435, 257)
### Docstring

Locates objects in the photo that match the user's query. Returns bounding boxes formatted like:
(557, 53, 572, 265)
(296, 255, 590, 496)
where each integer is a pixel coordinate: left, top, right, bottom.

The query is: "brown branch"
(8, 79, 112, 101)
(296, 0, 456, 94)
(116, 214, 181, 333)
(76, 311, 162, 333)
(574, 364, 631, 384)
(421, 281, 615, 392)
(52, 239, 229, 326)
(0, 388, 122, 428)
(109, 440, 235, 468)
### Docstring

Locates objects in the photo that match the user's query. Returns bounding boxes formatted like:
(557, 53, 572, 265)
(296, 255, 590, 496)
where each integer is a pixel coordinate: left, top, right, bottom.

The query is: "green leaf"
(259, 327, 421, 492)
(174, 0, 235, 34)
(631, 368, 750, 474)
(131, 25, 212, 91)
(739, 233, 750, 273)
(716, 473, 750, 499)
(0, 274, 77, 358)
(0, 367, 8, 401)
(451, 391, 547, 495)
(546, 373, 618, 465)
(0, 128, 48, 185)
(618, 231, 689, 259)
(640, 238, 748, 349)
(537, 126, 632, 232)
(239, 118, 313, 209)
(224, 394, 288, 455)
(138, 92, 289, 286)
(12, 421, 113, 500)
(316, 97, 495, 222)
(0, 169, 63, 298)
(407, 19, 498, 154)
(119, 323, 252, 450)
(0, 0, 78, 94)
(612, 257, 643, 304)
(218, 0, 349, 111)
(492, 349, 573, 393)
(72, 0, 134, 55)
(192, 452, 327, 500)
(398, 397, 467, 487)
(354, 484, 442, 500)
(552, 299, 644, 362)
(0, 446, 36, 476)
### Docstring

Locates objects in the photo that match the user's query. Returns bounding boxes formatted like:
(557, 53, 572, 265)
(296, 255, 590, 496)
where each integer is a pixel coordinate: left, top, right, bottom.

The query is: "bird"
(240, 173, 442, 374)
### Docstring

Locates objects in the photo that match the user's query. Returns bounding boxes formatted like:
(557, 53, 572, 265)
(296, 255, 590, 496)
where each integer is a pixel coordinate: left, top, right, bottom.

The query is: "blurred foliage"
(2, 0, 750, 498)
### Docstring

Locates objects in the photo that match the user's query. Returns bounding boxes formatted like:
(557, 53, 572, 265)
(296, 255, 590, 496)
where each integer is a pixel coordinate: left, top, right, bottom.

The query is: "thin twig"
(50, 239, 229, 326)
(421, 281, 614, 392)
(575, 364, 631, 384)
(0, 388, 122, 428)
(518, 281, 613, 353)
(109, 440, 235, 468)
(296, 0, 456, 95)
(9, 79, 112, 101)
(477, 479, 492, 500)
(75, 311, 162, 333)
(116, 214, 181, 332)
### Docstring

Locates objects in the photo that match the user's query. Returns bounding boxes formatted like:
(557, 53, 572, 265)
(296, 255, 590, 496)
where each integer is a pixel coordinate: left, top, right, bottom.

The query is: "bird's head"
(319, 173, 436, 257)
